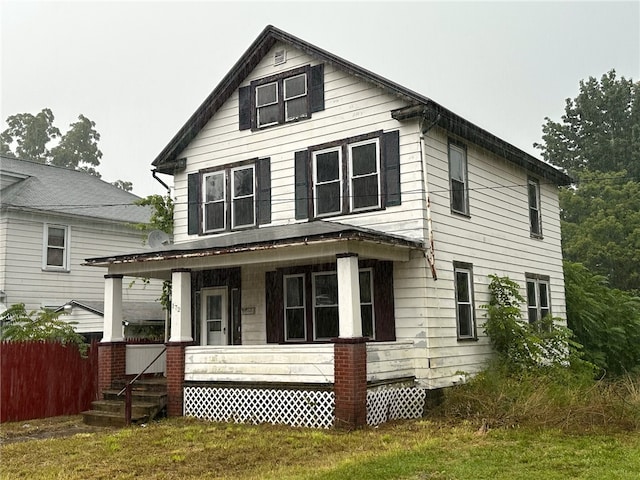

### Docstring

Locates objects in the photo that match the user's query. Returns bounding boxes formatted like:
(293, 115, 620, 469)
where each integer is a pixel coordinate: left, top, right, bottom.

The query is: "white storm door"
(201, 287, 228, 346)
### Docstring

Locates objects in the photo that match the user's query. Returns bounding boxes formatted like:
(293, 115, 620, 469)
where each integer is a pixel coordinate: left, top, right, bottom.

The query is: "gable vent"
(274, 49, 286, 66)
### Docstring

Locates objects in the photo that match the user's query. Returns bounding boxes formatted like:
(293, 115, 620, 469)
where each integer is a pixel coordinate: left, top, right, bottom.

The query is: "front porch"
(89, 221, 427, 428)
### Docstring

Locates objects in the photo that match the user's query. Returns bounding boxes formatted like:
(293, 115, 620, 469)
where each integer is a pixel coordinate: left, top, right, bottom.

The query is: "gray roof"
(86, 220, 423, 264)
(0, 155, 152, 224)
(56, 300, 164, 322)
(152, 25, 572, 186)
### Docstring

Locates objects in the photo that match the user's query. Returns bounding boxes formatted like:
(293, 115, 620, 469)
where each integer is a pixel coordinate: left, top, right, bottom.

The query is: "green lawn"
(2, 417, 639, 479)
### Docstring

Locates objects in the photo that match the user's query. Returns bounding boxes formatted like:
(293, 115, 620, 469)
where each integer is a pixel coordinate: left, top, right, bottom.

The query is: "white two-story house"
(0, 155, 163, 340)
(87, 26, 571, 428)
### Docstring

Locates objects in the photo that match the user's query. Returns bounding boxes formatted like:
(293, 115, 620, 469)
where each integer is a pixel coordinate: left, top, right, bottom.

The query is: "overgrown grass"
(2, 416, 640, 480)
(430, 362, 640, 433)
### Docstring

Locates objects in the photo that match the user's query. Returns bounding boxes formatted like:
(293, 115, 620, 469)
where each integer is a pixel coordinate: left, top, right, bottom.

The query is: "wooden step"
(82, 409, 148, 427)
(91, 399, 161, 416)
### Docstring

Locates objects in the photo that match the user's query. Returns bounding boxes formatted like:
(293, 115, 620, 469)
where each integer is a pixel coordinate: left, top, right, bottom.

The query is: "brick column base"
(333, 337, 367, 429)
(98, 342, 126, 392)
(166, 342, 190, 417)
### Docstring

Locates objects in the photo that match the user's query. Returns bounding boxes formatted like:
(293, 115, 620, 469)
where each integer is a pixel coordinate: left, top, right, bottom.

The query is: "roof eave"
(391, 104, 574, 186)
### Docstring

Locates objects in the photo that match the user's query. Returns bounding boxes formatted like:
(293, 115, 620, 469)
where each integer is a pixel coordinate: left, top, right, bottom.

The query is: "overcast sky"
(2, 1, 638, 197)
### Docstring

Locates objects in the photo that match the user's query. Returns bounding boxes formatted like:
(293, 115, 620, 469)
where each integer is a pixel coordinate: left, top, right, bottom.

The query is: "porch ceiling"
(84, 220, 424, 279)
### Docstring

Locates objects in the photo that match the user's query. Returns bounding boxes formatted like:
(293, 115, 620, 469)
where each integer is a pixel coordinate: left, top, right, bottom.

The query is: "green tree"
(49, 114, 102, 176)
(560, 170, 640, 291)
(0, 108, 61, 163)
(1, 108, 131, 187)
(564, 261, 640, 376)
(535, 70, 640, 178)
(135, 194, 174, 234)
(0, 303, 88, 357)
(112, 180, 133, 192)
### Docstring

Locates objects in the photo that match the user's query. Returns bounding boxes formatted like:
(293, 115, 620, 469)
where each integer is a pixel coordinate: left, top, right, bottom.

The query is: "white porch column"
(170, 268, 193, 343)
(337, 253, 362, 338)
(102, 274, 124, 342)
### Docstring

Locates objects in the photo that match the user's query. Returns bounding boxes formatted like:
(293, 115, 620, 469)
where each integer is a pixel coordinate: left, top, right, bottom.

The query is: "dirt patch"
(0, 415, 116, 445)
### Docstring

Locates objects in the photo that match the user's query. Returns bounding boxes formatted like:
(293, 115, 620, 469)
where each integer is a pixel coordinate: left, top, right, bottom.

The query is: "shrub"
(0, 303, 88, 357)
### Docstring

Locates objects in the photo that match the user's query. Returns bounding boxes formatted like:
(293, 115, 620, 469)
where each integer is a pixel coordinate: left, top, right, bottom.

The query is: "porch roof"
(84, 221, 424, 271)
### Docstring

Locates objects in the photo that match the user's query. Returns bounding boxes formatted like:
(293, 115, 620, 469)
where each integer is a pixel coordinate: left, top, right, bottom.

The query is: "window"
(239, 65, 325, 131)
(350, 139, 381, 211)
(189, 158, 270, 235)
(528, 177, 542, 237)
(269, 263, 389, 343)
(43, 224, 69, 271)
(256, 82, 279, 128)
(299, 133, 390, 219)
(449, 141, 469, 215)
(526, 274, 551, 323)
(203, 171, 226, 232)
(453, 262, 476, 339)
(284, 274, 306, 341)
(313, 272, 339, 340)
(313, 147, 342, 217)
(231, 165, 255, 228)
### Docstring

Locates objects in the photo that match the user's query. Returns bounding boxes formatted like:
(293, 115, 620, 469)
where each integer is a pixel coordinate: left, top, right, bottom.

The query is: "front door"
(201, 287, 228, 346)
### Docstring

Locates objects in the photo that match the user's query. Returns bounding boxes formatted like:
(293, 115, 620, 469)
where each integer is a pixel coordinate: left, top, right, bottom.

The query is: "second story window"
(231, 165, 255, 228)
(43, 224, 69, 271)
(188, 159, 271, 236)
(449, 141, 469, 216)
(313, 147, 342, 217)
(255, 82, 279, 128)
(296, 131, 396, 220)
(528, 177, 542, 237)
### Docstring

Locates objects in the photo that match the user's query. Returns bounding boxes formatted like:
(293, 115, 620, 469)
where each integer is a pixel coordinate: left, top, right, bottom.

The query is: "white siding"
(172, 42, 427, 244)
(185, 344, 334, 383)
(419, 126, 566, 388)
(0, 209, 163, 331)
(161, 42, 567, 391)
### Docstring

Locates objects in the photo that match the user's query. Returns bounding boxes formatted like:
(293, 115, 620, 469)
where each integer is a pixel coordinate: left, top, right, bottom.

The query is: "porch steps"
(82, 377, 167, 427)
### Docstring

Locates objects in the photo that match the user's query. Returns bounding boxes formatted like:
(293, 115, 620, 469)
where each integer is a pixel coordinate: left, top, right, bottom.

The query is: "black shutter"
(187, 172, 200, 235)
(294, 150, 309, 220)
(383, 130, 401, 206)
(238, 85, 252, 130)
(374, 261, 396, 341)
(309, 64, 325, 113)
(257, 157, 271, 225)
(265, 271, 283, 343)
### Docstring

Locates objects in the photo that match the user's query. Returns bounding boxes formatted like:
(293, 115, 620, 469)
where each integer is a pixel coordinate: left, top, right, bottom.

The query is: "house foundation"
(333, 337, 367, 429)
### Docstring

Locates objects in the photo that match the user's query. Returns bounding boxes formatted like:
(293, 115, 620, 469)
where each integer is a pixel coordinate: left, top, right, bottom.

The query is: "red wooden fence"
(0, 340, 99, 423)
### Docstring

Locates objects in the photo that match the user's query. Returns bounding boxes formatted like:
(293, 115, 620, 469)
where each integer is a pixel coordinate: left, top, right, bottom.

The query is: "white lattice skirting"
(366, 384, 427, 426)
(184, 386, 335, 428)
(184, 384, 426, 429)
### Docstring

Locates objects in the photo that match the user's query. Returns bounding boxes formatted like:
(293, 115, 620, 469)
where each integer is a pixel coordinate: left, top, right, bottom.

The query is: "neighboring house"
(87, 26, 572, 428)
(0, 155, 164, 338)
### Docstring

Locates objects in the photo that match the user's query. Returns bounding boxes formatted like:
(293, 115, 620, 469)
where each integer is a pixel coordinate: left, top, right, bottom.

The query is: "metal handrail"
(117, 346, 167, 425)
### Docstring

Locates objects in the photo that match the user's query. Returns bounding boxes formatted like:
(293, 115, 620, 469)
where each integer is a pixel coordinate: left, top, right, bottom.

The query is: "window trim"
(312, 146, 343, 218)
(198, 158, 267, 235)
(42, 224, 70, 272)
(251, 66, 310, 130)
(349, 138, 381, 212)
(448, 140, 470, 217)
(202, 170, 227, 233)
(453, 261, 477, 340)
(284, 274, 307, 342)
(275, 262, 385, 343)
(230, 164, 256, 229)
(312, 271, 339, 341)
(359, 267, 376, 339)
(525, 273, 551, 323)
(528, 177, 543, 238)
(308, 131, 384, 219)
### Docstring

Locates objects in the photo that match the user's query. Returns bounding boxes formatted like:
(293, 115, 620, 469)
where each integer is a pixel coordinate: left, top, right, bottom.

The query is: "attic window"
(274, 49, 286, 66)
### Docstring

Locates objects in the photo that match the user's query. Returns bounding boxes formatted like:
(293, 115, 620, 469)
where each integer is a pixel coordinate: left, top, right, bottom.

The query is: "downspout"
(420, 112, 440, 280)
(152, 169, 172, 195)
